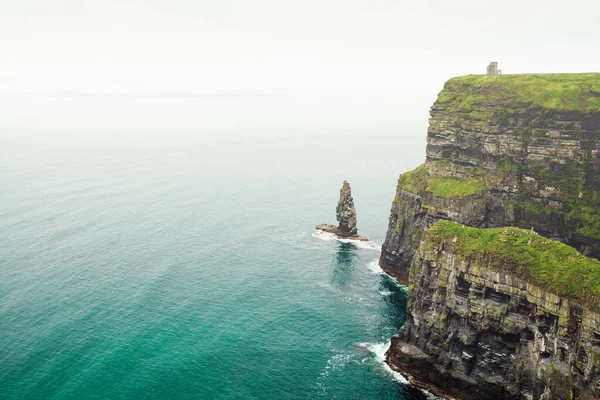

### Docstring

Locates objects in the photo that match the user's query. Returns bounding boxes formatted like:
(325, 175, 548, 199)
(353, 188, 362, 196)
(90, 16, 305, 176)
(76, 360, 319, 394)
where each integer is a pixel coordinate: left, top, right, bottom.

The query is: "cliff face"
(381, 74, 600, 399)
(388, 221, 600, 400)
(381, 74, 600, 282)
(336, 180, 358, 235)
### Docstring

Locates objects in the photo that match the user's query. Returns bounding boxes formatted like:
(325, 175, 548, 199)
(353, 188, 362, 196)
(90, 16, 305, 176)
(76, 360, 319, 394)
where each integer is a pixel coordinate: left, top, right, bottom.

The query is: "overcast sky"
(1, 0, 599, 94)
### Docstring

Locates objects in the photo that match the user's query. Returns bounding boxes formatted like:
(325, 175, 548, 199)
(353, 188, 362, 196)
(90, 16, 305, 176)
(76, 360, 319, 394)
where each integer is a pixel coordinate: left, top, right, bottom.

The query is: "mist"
(2, 0, 599, 96)
(2, 0, 599, 151)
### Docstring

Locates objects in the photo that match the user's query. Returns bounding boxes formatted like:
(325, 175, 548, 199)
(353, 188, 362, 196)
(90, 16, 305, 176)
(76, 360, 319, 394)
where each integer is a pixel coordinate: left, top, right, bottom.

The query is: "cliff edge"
(381, 73, 600, 399)
(381, 73, 600, 283)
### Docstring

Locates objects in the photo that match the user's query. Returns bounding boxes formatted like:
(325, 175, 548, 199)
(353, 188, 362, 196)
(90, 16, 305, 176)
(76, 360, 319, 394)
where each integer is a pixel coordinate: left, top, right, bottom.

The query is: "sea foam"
(366, 259, 410, 292)
(311, 229, 338, 241)
(364, 341, 441, 399)
(313, 229, 381, 251)
(364, 341, 410, 385)
(367, 259, 383, 274)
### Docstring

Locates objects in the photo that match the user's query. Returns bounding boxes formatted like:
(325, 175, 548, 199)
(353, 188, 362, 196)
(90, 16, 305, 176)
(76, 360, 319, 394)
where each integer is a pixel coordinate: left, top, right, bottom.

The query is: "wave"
(312, 229, 381, 251)
(367, 259, 383, 274)
(311, 229, 338, 242)
(363, 341, 410, 384)
(382, 274, 409, 292)
(362, 341, 441, 399)
(315, 351, 354, 397)
(366, 259, 409, 291)
(337, 237, 382, 251)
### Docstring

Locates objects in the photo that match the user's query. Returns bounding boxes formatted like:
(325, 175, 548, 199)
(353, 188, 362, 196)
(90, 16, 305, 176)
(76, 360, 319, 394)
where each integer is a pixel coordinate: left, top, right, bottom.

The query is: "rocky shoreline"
(314, 224, 370, 241)
(379, 74, 600, 399)
(386, 348, 457, 400)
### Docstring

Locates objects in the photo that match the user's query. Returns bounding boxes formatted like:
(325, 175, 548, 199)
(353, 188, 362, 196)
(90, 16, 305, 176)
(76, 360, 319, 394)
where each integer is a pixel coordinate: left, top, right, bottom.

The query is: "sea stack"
(316, 181, 369, 241)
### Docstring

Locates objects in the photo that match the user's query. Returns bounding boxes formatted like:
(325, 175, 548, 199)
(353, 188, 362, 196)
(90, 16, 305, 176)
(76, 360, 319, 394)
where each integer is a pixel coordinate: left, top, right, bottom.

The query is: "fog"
(2, 0, 599, 96)
(1, 0, 598, 149)
(0, 89, 427, 150)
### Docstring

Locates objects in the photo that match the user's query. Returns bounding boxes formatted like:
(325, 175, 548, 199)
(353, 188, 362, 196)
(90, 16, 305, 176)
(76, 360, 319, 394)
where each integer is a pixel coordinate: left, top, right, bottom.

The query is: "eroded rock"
(316, 181, 369, 241)
(380, 74, 600, 399)
(336, 180, 357, 235)
(386, 229, 600, 400)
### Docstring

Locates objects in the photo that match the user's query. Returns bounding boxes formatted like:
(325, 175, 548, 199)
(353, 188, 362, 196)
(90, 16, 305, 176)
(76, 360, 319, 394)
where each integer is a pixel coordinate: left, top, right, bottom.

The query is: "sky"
(1, 0, 599, 96)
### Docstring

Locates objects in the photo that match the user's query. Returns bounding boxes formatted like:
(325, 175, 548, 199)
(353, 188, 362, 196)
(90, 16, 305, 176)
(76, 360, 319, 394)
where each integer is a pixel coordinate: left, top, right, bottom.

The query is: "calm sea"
(0, 91, 430, 399)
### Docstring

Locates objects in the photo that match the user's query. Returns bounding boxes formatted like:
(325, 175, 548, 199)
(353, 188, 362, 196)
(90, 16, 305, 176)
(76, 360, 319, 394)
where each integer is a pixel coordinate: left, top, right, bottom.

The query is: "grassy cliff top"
(429, 220, 600, 308)
(437, 73, 600, 112)
(397, 163, 486, 199)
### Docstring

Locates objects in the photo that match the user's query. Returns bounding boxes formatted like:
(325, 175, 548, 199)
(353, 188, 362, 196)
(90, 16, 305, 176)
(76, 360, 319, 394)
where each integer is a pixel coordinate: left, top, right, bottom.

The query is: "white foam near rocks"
(312, 229, 338, 242)
(337, 237, 381, 251)
(365, 258, 409, 291)
(364, 341, 441, 399)
(313, 229, 381, 251)
(367, 259, 384, 274)
(364, 341, 410, 384)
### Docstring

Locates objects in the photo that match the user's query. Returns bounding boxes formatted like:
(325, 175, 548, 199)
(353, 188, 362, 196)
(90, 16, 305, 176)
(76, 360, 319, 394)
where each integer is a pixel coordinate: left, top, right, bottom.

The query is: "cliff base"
(315, 224, 370, 241)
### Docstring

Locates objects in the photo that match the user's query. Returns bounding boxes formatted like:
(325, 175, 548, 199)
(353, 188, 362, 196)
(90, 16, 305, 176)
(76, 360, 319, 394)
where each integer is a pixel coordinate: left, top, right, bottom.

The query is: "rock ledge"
(315, 224, 369, 241)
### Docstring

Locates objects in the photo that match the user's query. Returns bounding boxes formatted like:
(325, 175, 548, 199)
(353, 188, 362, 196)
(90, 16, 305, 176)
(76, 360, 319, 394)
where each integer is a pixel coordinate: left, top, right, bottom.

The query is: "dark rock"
(336, 181, 357, 235)
(380, 76, 600, 281)
(380, 74, 600, 399)
(386, 238, 600, 400)
(317, 181, 369, 241)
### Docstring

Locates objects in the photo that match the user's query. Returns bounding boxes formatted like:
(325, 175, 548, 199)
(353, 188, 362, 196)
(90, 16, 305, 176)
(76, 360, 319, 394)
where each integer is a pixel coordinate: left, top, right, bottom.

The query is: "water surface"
(0, 92, 429, 399)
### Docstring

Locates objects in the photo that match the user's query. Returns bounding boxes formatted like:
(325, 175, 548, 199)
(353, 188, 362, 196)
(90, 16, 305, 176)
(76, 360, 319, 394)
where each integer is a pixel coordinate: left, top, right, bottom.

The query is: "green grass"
(429, 220, 600, 308)
(397, 163, 427, 195)
(427, 177, 486, 198)
(438, 73, 600, 112)
(397, 164, 486, 199)
(498, 157, 519, 174)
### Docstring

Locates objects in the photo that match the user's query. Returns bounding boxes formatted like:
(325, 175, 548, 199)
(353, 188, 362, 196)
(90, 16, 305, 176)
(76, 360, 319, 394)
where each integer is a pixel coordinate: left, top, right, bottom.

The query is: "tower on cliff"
(486, 61, 502, 75)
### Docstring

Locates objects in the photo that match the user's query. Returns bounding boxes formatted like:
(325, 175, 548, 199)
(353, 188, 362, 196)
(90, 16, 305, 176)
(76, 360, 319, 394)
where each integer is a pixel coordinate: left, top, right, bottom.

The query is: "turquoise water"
(0, 93, 428, 399)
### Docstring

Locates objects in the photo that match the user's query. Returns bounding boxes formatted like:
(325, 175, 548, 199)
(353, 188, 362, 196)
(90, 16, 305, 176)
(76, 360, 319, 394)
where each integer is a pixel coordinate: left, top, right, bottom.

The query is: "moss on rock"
(429, 220, 600, 308)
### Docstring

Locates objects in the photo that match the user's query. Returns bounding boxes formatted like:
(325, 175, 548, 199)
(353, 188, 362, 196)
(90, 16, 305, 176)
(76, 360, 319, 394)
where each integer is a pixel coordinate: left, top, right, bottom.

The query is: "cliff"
(381, 73, 600, 399)
(381, 74, 600, 283)
(388, 221, 600, 399)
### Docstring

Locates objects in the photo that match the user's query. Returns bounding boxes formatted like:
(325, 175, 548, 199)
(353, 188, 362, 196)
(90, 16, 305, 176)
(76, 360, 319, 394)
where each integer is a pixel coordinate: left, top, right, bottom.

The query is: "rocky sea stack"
(381, 73, 600, 399)
(316, 180, 369, 241)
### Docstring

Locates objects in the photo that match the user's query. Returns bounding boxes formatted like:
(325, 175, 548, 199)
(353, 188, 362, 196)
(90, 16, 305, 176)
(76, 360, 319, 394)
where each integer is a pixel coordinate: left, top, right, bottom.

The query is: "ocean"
(0, 91, 430, 399)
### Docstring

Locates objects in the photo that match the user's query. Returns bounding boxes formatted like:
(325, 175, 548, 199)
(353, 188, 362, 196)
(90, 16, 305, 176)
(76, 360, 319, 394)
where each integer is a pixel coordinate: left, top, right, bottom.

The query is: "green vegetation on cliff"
(397, 163, 486, 199)
(438, 73, 600, 112)
(517, 159, 600, 240)
(397, 163, 427, 194)
(429, 220, 600, 307)
(427, 177, 486, 199)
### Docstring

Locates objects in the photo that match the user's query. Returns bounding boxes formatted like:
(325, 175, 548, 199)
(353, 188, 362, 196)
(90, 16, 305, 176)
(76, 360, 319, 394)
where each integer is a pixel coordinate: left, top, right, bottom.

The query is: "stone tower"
(486, 61, 501, 75)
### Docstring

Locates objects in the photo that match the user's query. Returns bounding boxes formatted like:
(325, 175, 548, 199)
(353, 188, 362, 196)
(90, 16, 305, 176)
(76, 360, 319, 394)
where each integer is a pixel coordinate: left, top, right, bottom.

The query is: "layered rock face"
(388, 221, 600, 400)
(381, 74, 600, 282)
(380, 74, 600, 399)
(336, 180, 357, 235)
(317, 180, 369, 240)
